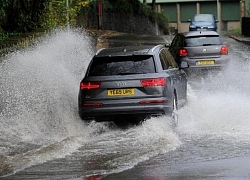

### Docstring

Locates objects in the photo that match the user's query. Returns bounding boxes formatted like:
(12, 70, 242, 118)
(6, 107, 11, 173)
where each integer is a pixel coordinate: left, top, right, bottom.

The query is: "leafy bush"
(0, 0, 169, 41)
(41, 0, 88, 28)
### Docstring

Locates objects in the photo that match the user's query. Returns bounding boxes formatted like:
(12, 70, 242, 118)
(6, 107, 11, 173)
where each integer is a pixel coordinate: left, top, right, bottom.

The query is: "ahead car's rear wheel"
(171, 92, 178, 127)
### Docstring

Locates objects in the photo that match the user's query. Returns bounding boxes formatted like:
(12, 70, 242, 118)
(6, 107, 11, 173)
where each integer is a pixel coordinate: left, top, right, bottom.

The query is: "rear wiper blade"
(202, 44, 214, 46)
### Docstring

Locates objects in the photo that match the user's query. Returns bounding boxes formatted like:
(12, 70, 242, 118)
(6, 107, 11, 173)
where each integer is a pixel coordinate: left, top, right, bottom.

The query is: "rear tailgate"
(81, 74, 166, 101)
(186, 45, 222, 59)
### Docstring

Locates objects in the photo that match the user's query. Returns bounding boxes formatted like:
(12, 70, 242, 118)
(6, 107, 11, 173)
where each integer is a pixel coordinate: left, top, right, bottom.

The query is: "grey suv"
(78, 45, 189, 123)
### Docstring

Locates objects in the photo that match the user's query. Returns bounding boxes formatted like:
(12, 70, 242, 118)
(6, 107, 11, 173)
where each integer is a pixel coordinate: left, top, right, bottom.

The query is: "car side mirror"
(187, 19, 191, 22)
(165, 43, 171, 48)
(216, 20, 219, 23)
(180, 61, 189, 69)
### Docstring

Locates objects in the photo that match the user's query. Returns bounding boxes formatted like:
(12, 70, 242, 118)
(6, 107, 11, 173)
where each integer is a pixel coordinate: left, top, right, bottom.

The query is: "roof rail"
(150, 44, 163, 52)
(95, 48, 105, 55)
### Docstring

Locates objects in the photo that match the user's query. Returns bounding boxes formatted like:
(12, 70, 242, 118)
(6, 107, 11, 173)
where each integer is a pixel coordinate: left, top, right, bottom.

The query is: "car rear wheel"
(78, 111, 95, 124)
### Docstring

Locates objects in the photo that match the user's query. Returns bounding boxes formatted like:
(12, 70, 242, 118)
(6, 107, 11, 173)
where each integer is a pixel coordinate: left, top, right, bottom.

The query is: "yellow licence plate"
(197, 60, 214, 65)
(108, 89, 135, 96)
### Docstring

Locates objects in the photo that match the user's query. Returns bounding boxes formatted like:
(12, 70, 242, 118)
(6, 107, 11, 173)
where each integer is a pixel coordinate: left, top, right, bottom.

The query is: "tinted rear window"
(185, 35, 222, 47)
(88, 55, 156, 76)
(193, 14, 214, 22)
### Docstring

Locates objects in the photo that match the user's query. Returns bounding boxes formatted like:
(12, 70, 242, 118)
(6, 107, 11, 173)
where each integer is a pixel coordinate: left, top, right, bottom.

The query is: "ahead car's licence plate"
(197, 60, 214, 65)
(108, 89, 135, 96)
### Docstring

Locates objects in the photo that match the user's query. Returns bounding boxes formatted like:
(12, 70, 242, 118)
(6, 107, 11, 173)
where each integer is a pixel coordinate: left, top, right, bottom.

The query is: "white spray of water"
(0, 29, 181, 177)
(1, 31, 250, 177)
(176, 41, 250, 136)
(0, 28, 96, 144)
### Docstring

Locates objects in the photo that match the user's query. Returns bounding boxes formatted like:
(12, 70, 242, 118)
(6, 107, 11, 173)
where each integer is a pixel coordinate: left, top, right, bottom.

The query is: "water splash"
(177, 40, 250, 136)
(0, 29, 181, 177)
(0, 28, 95, 144)
(1, 32, 249, 178)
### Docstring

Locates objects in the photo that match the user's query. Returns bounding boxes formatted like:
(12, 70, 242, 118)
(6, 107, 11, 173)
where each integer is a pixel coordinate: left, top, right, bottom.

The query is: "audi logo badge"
(116, 82, 126, 86)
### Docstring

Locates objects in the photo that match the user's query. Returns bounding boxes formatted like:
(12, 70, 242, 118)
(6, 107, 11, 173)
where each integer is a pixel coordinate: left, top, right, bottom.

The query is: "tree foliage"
(0, 0, 88, 40)
(41, 0, 88, 28)
(0, 0, 48, 40)
(0, 0, 169, 40)
(1, 0, 47, 32)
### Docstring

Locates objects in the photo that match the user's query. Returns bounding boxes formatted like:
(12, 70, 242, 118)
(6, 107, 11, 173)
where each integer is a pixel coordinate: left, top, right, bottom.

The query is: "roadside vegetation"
(0, 0, 169, 42)
(223, 28, 241, 36)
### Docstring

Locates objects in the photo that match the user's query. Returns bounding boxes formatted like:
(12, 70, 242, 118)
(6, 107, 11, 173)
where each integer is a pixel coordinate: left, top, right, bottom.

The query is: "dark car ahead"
(188, 14, 219, 31)
(167, 31, 229, 75)
(78, 45, 189, 124)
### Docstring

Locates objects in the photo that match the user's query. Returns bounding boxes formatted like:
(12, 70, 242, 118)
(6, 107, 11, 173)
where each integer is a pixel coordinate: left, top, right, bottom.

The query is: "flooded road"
(1, 29, 250, 179)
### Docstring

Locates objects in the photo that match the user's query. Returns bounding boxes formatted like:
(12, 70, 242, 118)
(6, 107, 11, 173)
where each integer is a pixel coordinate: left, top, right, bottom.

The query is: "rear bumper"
(78, 103, 173, 120)
(187, 64, 226, 70)
(182, 57, 230, 73)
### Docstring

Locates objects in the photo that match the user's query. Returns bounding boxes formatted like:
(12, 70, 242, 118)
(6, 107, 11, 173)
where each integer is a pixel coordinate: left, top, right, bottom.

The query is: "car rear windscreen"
(185, 35, 222, 47)
(193, 14, 214, 22)
(88, 55, 156, 76)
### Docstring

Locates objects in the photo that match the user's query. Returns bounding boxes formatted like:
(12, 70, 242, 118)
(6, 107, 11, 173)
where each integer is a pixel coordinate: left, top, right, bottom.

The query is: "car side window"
(171, 35, 178, 47)
(161, 48, 178, 69)
(178, 35, 184, 47)
(159, 51, 167, 70)
(173, 34, 183, 47)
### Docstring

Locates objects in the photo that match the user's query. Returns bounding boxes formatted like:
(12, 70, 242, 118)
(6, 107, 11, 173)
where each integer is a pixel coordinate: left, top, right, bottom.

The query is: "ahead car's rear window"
(185, 35, 222, 47)
(88, 55, 156, 76)
(193, 14, 214, 22)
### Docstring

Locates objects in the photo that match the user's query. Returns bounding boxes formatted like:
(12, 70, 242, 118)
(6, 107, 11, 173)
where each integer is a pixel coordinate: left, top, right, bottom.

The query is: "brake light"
(80, 82, 100, 90)
(82, 102, 103, 107)
(220, 45, 228, 55)
(140, 78, 166, 87)
(179, 48, 188, 56)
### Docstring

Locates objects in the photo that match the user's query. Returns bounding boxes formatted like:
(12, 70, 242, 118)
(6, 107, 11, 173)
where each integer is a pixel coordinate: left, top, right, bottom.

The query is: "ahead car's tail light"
(179, 48, 188, 56)
(139, 100, 167, 104)
(140, 78, 166, 87)
(82, 102, 103, 107)
(80, 82, 100, 90)
(220, 45, 228, 55)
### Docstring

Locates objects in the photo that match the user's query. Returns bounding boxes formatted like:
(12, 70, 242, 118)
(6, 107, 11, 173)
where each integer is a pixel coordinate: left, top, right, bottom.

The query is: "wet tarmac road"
(1, 29, 250, 180)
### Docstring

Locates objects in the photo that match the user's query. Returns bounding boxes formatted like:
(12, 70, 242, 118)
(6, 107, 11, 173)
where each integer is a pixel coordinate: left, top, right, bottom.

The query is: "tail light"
(179, 48, 188, 56)
(80, 82, 100, 90)
(140, 78, 166, 87)
(220, 45, 228, 55)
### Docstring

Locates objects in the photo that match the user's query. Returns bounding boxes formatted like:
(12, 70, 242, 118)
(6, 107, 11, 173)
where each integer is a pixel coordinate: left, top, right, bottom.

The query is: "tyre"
(78, 111, 94, 124)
